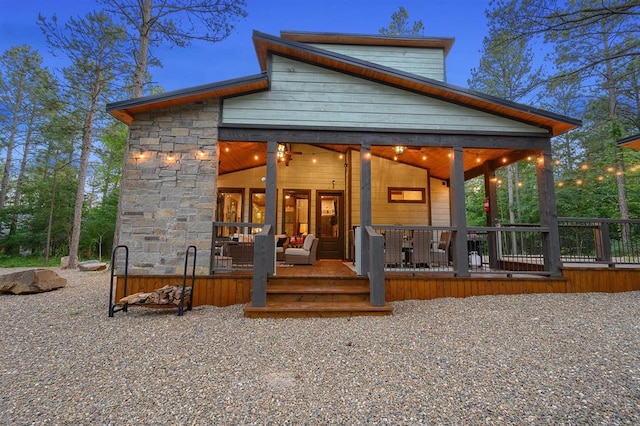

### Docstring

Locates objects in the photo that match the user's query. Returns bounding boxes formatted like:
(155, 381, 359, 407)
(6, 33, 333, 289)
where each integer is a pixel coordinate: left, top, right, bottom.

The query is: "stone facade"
(118, 99, 219, 275)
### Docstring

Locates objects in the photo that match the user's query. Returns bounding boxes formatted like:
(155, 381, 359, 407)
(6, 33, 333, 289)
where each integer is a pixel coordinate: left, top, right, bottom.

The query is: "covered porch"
(105, 30, 640, 318)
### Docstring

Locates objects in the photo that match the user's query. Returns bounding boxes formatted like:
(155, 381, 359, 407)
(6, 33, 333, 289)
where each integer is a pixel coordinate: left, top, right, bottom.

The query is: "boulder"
(0, 269, 67, 294)
(78, 260, 107, 271)
(60, 256, 70, 269)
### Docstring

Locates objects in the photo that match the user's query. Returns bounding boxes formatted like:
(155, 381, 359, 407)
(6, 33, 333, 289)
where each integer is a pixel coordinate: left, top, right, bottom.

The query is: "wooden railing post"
(366, 226, 385, 306)
(251, 225, 271, 307)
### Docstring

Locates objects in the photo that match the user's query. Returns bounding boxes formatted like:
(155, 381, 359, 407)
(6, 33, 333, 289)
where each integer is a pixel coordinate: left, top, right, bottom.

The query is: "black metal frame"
(108, 245, 197, 317)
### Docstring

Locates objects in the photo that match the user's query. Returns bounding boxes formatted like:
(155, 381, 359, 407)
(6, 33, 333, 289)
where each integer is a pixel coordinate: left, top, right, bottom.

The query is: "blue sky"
(0, 0, 492, 93)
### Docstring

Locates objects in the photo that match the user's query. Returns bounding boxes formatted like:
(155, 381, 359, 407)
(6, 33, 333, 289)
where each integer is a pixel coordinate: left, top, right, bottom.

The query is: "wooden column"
(450, 147, 469, 277)
(483, 166, 499, 269)
(251, 140, 278, 307)
(265, 140, 277, 274)
(360, 143, 372, 276)
(536, 146, 562, 277)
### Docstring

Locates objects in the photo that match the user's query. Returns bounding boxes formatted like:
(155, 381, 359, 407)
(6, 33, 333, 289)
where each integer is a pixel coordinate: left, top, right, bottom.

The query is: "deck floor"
(272, 259, 640, 278)
(275, 260, 357, 277)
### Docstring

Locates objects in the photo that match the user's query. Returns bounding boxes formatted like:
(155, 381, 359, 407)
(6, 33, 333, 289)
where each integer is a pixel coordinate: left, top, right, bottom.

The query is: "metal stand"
(108, 245, 197, 317)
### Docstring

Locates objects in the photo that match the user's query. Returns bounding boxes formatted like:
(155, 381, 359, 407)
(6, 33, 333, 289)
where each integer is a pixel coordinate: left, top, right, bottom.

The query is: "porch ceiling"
(218, 142, 539, 181)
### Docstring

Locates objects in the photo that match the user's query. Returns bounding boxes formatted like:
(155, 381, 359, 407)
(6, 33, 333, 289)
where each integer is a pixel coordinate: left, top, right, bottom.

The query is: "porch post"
(536, 146, 562, 277)
(251, 141, 277, 307)
(265, 141, 278, 274)
(483, 166, 499, 269)
(450, 146, 469, 277)
(360, 143, 372, 276)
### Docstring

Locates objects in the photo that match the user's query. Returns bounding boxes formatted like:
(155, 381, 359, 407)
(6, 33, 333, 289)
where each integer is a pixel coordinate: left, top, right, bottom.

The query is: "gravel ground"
(1, 267, 639, 425)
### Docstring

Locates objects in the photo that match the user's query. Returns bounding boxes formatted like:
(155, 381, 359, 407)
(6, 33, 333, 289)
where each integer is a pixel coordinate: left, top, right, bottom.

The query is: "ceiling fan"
(393, 145, 421, 155)
(278, 143, 303, 166)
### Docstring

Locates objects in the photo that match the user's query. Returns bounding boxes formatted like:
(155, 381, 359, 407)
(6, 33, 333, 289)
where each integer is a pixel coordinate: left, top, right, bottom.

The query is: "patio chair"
(411, 229, 433, 267)
(431, 231, 451, 266)
(384, 229, 404, 267)
(275, 234, 289, 261)
(285, 234, 319, 265)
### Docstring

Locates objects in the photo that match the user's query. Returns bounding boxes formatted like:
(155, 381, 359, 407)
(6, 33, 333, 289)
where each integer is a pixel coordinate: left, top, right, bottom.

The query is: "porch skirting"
(115, 267, 640, 309)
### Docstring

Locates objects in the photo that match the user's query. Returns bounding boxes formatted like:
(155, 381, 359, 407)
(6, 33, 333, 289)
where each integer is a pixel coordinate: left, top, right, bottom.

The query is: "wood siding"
(222, 56, 549, 134)
(308, 43, 445, 80)
(350, 154, 450, 226)
(217, 147, 449, 231)
(115, 275, 252, 307)
(115, 268, 640, 309)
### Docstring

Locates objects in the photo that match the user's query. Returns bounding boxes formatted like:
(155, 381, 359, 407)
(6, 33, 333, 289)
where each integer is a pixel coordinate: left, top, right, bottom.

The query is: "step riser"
(245, 278, 392, 318)
(245, 311, 392, 319)
(268, 278, 369, 287)
(268, 294, 370, 303)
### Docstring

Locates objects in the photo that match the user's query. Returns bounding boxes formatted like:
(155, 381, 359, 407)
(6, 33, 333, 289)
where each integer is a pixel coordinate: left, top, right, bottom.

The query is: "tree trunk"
(0, 89, 22, 211)
(602, 29, 630, 246)
(68, 94, 98, 269)
(132, 0, 152, 98)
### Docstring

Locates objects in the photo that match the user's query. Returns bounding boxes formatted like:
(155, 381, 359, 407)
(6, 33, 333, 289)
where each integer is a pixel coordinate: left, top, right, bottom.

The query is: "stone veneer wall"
(118, 99, 219, 275)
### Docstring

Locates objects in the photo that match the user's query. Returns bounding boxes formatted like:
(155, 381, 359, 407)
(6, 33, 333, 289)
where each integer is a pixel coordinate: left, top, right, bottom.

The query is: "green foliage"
(0, 254, 61, 268)
(80, 189, 119, 260)
(379, 7, 425, 37)
(99, 0, 248, 97)
(476, 0, 640, 223)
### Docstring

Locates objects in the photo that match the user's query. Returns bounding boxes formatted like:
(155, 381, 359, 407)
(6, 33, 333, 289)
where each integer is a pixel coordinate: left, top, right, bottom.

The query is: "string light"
(394, 145, 406, 155)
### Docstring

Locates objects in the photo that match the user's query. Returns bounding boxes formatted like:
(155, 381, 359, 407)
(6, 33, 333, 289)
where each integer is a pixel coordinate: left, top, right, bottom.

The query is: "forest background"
(0, 0, 639, 266)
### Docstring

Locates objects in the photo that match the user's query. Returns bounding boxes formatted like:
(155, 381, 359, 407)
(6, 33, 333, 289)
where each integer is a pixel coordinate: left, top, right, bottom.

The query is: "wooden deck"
(113, 260, 640, 318)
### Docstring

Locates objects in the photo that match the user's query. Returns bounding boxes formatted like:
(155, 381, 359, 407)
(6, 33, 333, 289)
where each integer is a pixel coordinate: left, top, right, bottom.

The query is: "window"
(388, 187, 426, 203)
(216, 188, 244, 237)
(282, 189, 310, 237)
(249, 189, 265, 233)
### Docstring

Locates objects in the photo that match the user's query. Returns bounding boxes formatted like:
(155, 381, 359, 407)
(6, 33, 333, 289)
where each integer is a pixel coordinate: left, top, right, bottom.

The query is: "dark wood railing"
(558, 218, 640, 265)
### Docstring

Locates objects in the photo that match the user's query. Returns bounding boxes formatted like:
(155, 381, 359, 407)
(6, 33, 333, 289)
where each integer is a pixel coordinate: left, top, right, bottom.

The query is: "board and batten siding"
(222, 56, 548, 134)
(308, 43, 445, 81)
(349, 154, 449, 226)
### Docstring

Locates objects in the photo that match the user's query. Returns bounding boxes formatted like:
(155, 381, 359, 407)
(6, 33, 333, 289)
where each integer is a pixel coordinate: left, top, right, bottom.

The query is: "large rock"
(0, 269, 67, 294)
(78, 260, 107, 271)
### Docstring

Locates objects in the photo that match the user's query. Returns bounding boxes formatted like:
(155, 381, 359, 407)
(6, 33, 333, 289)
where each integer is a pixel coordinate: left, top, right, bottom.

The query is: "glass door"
(282, 189, 310, 244)
(316, 191, 344, 259)
(216, 188, 243, 237)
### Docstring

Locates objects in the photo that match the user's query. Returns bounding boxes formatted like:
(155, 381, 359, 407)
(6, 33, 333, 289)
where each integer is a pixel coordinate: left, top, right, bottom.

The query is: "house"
(107, 31, 640, 316)
(618, 134, 640, 150)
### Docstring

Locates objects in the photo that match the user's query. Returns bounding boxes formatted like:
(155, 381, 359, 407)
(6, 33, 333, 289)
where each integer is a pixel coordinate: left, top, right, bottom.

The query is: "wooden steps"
(243, 276, 393, 318)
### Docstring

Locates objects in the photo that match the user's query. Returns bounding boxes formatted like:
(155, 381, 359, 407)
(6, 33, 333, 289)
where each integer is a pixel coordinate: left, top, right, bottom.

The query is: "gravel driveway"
(1, 268, 639, 425)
